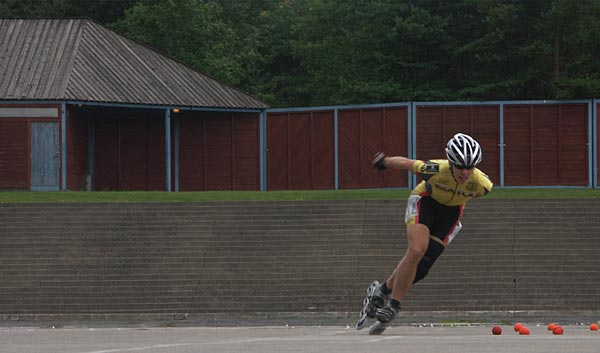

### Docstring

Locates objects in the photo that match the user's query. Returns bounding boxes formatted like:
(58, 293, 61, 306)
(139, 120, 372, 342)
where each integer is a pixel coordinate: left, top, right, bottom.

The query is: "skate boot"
(369, 302, 400, 335)
(355, 281, 388, 330)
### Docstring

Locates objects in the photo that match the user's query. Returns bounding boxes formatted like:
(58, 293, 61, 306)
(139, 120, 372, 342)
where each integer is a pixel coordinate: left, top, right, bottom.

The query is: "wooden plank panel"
(531, 105, 559, 185)
(471, 106, 500, 185)
(383, 107, 409, 187)
(0, 119, 28, 189)
(93, 117, 118, 190)
(66, 110, 88, 190)
(340, 107, 409, 189)
(310, 112, 334, 189)
(558, 104, 588, 185)
(267, 111, 334, 191)
(417, 105, 500, 186)
(288, 113, 311, 189)
(338, 110, 360, 189)
(504, 106, 532, 186)
(444, 106, 472, 137)
(179, 112, 258, 191)
(178, 114, 205, 191)
(145, 117, 166, 191)
(119, 118, 149, 190)
(204, 115, 232, 190)
(266, 113, 289, 190)
(360, 109, 384, 188)
(416, 106, 444, 160)
(232, 113, 259, 190)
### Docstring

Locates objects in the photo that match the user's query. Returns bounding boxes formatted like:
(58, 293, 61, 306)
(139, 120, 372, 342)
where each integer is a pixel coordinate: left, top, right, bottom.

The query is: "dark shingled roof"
(0, 18, 268, 109)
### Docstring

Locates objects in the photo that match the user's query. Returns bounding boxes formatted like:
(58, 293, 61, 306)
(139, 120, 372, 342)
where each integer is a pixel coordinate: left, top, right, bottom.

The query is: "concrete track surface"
(1, 324, 599, 353)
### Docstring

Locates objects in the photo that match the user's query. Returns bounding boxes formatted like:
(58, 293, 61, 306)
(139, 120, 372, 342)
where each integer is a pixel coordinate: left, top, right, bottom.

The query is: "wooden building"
(0, 18, 268, 191)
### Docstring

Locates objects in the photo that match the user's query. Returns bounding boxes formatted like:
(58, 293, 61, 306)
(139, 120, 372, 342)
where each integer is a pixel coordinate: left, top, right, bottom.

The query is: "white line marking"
(365, 336, 404, 343)
(79, 343, 191, 353)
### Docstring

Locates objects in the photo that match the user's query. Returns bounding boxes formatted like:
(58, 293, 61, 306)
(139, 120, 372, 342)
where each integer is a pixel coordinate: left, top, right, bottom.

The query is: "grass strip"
(1, 188, 600, 203)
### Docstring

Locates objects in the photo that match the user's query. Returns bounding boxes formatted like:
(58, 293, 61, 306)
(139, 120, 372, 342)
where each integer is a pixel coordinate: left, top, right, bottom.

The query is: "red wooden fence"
(503, 103, 588, 186)
(415, 105, 500, 185)
(267, 111, 335, 190)
(0, 101, 595, 191)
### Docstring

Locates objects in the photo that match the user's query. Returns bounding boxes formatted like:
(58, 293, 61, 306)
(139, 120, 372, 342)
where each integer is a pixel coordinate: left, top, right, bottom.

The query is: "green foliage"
(2, 0, 599, 106)
(0, 0, 137, 23)
(291, 0, 455, 104)
(532, 0, 600, 98)
(113, 0, 244, 86)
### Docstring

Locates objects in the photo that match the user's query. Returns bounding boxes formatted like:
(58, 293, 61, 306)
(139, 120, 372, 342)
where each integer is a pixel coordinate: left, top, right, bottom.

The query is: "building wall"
(267, 111, 335, 190)
(93, 108, 166, 191)
(120, 116, 166, 191)
(93, 115, 119, 190)
(0, 104, 62, 190)
(66, 108, 88, 190)
(0, 119, 29, 189)
(0, 101, 596, 191)
(178, 111, 260, 191)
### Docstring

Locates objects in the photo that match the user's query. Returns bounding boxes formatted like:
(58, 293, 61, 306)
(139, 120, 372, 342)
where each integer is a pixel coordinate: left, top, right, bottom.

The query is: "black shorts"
(405, 195, 464, 244)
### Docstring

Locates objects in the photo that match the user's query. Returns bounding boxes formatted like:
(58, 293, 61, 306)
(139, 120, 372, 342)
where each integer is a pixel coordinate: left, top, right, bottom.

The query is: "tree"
(2, 0, 599, 104)
(0, 0, 136, 24)
(291, 0, 468, 104)
(530, 0, 600, 98)
(113, 0, 244, 86)
(252, 0, 311, 106)
(210, 0, 308, 106)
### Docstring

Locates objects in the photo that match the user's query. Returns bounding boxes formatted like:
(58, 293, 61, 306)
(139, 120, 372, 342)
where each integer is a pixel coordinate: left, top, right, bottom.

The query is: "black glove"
(372, 152, 386, 171)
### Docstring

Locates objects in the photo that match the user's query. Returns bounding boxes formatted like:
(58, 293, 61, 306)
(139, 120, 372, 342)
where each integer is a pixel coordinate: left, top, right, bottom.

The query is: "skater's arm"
(383, 156, 416, 171)
(373, 152, 417, 171)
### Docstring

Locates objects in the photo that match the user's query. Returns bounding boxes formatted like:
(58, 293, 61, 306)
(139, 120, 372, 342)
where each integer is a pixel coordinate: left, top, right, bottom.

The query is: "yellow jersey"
(411, 159, 493, 206)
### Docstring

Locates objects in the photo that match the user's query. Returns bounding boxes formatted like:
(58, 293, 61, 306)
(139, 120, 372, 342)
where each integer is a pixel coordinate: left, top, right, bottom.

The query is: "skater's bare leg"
(386, 223, 430, 301)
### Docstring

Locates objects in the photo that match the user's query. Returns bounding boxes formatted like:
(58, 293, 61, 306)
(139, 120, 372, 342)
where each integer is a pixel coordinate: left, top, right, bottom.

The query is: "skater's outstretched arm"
(372, 152, 416, 171)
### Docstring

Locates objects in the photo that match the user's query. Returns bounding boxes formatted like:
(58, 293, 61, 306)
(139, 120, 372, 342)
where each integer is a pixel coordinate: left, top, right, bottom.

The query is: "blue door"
(30, 122, 60, 191)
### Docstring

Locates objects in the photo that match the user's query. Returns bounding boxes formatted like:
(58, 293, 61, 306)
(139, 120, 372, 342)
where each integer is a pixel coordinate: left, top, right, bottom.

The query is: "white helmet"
(445, 133, 482, 168)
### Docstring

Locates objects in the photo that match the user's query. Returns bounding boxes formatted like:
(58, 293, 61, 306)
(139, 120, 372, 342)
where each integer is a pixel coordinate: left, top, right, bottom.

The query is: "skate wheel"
(369, 321, 387, 335)
(367, 281, 379, 295)
(356, 316, 368, 330)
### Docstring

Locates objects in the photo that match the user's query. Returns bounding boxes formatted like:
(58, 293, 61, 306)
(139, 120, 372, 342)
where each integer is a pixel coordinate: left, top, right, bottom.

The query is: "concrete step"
(0, 199, 599, 317)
